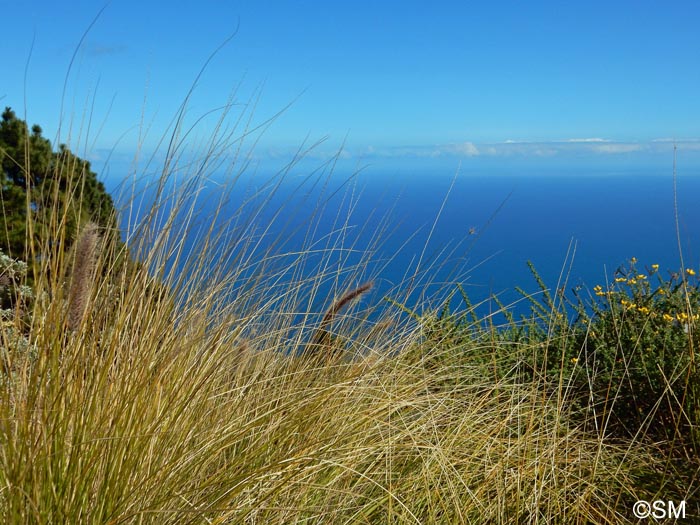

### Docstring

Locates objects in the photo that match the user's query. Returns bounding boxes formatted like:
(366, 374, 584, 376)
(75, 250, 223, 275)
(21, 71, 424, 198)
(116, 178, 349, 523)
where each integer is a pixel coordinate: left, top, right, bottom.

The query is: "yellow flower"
(686, 268, 696, 276)
(663, 313, 674, 322)
(571, 357, 579, 364)
(651, 264, 659, 272)
(628, 278, 637, 285)
(638, 306, 650, 315)
(636, 274, 647, 280)
(621, 299, 636, 310)
(631, 257, 637, 264)
(658, 288, 666, 295)
(615, 277, 627, 283)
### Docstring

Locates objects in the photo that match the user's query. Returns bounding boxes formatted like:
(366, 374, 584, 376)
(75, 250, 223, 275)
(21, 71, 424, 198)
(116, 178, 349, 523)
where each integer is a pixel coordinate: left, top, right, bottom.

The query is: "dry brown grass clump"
(0, 98, 661, 524)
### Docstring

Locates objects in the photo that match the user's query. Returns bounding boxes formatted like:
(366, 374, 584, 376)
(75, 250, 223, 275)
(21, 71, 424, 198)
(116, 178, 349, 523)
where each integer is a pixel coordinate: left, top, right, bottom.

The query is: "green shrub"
(424, 259, 700, 453)
(570, 259, 700, 450)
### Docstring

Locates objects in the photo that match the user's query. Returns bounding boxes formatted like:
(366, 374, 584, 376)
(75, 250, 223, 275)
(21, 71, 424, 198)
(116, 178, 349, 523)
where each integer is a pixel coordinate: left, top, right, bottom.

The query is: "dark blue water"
(109, 166, 700, 321)
(315, 169, 700, 317)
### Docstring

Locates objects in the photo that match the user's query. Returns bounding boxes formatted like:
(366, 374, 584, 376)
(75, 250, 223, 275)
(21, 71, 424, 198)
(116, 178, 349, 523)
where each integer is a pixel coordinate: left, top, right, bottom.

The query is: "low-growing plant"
(444, 258, 700, 453)
(569, 260, 700, 449)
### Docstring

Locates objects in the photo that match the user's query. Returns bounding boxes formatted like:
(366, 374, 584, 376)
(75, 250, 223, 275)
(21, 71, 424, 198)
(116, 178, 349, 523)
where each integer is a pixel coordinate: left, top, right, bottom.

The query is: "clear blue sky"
(3, 1, 700, 172)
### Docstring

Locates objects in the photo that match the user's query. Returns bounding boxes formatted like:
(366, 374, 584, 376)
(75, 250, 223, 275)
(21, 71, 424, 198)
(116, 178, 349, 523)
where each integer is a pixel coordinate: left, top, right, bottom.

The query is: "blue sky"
(3, 1, 700, 172)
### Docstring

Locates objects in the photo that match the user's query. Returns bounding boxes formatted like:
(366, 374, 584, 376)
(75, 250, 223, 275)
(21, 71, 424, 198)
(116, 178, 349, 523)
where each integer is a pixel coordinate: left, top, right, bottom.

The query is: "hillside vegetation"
(0, 108, 698, 524)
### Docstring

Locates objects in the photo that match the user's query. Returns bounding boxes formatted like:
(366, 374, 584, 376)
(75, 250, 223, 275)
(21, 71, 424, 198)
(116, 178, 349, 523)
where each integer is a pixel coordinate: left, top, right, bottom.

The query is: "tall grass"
(1, 81, 696, 525)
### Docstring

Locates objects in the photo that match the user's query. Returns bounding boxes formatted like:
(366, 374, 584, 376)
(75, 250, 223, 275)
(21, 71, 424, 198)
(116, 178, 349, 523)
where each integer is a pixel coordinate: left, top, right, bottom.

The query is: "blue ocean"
(111, 165, 700, 320)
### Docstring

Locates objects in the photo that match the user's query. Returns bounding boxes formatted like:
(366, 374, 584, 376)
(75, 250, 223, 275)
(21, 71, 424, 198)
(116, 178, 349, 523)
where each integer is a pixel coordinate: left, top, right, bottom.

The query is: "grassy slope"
(1, 118, 698, 524)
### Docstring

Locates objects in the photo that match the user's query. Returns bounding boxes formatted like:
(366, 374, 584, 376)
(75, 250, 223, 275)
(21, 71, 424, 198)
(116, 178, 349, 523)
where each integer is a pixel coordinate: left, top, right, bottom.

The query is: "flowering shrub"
(570, 259, 700, 449)
(418, 258, 700, 457)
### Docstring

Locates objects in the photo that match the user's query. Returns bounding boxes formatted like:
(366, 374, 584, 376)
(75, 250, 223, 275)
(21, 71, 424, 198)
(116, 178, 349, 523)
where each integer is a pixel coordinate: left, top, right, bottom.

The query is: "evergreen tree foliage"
(0, 107, 116, 258)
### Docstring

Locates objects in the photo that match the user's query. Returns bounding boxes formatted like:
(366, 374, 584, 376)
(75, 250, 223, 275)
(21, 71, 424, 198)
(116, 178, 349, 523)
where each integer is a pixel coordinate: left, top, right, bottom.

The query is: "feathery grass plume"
(67, 222, 100, 331)
(310, 281, 373, 352)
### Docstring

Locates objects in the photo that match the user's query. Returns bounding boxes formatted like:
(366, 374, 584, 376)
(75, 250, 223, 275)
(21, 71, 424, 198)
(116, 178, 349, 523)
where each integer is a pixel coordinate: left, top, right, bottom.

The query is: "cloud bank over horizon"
(256, 138, 700, 169)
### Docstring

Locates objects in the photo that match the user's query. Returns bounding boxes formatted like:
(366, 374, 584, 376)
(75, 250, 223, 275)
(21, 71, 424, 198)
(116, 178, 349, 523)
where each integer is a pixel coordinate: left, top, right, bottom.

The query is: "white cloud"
(650, 138, 700, 152)
(354, 142, 480, 158)
(591, 144, 643, 154)
(651, 138, 700, 143)
(261, 138, 700, 164)
(566, 138, 607, 143)
(504, 138, 608, 144)
(532, 148, 558, 157)
(441, 142, 480, 156)
(677, 142, 700, 151)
